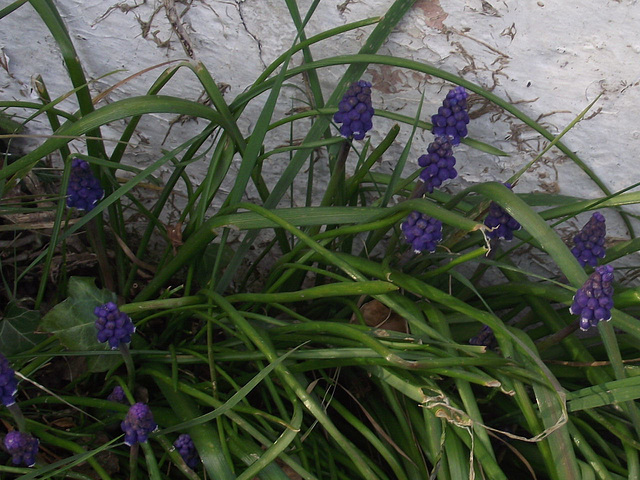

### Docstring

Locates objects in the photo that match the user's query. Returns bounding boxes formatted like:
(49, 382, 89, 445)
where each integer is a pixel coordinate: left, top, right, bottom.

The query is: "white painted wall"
(2, 1, 640, 244)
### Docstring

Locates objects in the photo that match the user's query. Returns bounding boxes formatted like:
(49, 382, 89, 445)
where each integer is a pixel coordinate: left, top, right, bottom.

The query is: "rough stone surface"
(1, 1, 639, 246)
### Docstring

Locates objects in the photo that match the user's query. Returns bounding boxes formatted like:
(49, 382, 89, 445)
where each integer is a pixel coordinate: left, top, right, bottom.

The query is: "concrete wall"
(1, 1, 639, 242)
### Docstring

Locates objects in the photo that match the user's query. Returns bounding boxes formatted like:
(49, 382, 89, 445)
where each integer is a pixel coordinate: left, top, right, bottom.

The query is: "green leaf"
(0, 302, 45, 355)
(40, 277, 118, 372)
(193, 243, 235, 289)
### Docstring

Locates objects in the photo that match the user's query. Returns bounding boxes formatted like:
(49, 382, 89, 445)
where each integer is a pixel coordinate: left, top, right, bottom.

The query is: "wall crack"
(234, 0, 267, 70)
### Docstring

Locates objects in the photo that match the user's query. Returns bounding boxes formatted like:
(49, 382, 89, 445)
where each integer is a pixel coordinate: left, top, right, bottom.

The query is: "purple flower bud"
(483, 183, 521, 240)
(121, 403, 157, 446)
(0, 354, 18, 407)
(570, 212, 606, 267)
(401, 211, 443, 253)
(66, 158, 104, 212)
(107, 386, 127, 404)
(431, 86, 470, 145)
(94, 302, 135, 349)
(4, 431, 39, 467)
(469, 325, 498, 350)
(333, 80, 375, 140)
(418, 136, 457, 193)
(174, 433, 200, 469)
(570, 265, 615, 330)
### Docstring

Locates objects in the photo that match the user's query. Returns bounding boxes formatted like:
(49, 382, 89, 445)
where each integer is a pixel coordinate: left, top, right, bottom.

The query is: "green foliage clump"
(2, 1, 640, 479)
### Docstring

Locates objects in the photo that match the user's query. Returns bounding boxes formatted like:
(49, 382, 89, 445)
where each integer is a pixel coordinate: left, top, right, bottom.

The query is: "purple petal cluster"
(174, 433, 200, 469)
(333, 80, 374, 140)
(107, 386, 127, 404)
(94, 302, 135, 350)
(418, 136, 457, 193)
(431, 86, 470, 145)
(570, 265, 614, 331)
(121, 403, 157, 446)
(571, 212, 606, 267)
(4, 431, 39, 467)
(401, 211, 443, 253)
(0, 353, 18, 407)
(66, 158, 104, 211)
(469, 325, 498, 350)
(484, 202, 521, 240)
(484, 185, 521, 241)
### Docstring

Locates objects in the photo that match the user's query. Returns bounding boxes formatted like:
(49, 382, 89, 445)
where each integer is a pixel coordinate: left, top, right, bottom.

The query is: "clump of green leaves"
(2, 1, 640, 479)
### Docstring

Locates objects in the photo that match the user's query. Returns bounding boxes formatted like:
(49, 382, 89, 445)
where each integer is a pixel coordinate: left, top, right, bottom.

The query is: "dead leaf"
(356, 300, 408, 332)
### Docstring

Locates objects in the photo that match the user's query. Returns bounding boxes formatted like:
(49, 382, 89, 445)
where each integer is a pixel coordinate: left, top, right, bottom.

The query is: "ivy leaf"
(40, 277, 119, 372)
(0, 303, 45, 356)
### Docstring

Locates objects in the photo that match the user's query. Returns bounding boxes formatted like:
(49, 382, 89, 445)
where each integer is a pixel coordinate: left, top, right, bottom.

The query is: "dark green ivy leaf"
(40, 277, 120, 372)
(0, 303, 45, 356)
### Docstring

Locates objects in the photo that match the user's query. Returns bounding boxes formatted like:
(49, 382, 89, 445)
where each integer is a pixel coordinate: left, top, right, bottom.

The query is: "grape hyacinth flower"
(469, 325, 498, 350)
(431, 86, 470, 145)
(333, 80, 375, 140)
(418, 136, 457, 193)
(571, 212, 606, 267)
(66, 158, 104, 212)
(0, 353, 18, 407)
(94, 302, 136, 350)
(121, 403, 157, 446)
(4, 431, 39, 467)
(174, 433, 200, 469)
(484, 184, 521, 241)
(401, 211, 443, 253)
(570, 265, 614, 331)
(107, 386, 127, 404)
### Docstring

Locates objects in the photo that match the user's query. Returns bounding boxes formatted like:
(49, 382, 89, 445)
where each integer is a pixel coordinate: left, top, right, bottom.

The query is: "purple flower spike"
(469, 325, 498, 350)
(94, 302, 135, 350)
(107, 386, 127, 404)
(174, 433, 200, 469)
(570, 265, 615, 331)
(66, 158, 104, 212)
(4, 431, 39, 467)
(571, 212, 606, 267)
(431, 86, 470, 145)
(121, 403, 157, 446)
(0, 353, 18, 407)
(333, 80, 375, 140)
(401, 211, 443, 254)
(418, 136, 457, 193)
(484, 183, 521, 241)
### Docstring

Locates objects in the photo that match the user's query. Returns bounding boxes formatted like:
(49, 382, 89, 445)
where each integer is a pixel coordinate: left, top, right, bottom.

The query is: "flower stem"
(7, 403, 27, 432)
(320, 139, 351, 207)
(87, 217, 115, 292)
(129, 444, 139, 480)
(119, 344, 136, 394)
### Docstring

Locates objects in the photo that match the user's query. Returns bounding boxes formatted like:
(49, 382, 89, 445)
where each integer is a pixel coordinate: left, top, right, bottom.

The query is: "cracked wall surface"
(2, 0, 640, 245)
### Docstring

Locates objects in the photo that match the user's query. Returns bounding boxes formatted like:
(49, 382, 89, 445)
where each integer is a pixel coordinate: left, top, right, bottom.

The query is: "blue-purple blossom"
(333, 80, 375, 140)
(0, 353, 18, 407)
(401, 211, 442, 253)
(94, 302, 135, 350)
(66, 158, 104, 211)
(469, 325, 498, 350)
(174, 433, 200, 469)
(570, 265, 614, 331)
(121, 403, 157, 446)
(431, 86, 470, 145)
(107, 386, 127, 404)
(571, 212, 606, 267)
(4, 431, 39, 467)
(418, 136, 457, 193)
(484, 184, 521, 241)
